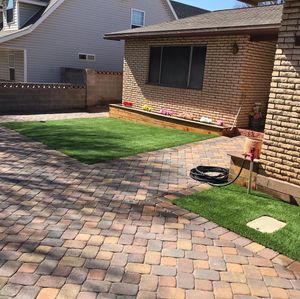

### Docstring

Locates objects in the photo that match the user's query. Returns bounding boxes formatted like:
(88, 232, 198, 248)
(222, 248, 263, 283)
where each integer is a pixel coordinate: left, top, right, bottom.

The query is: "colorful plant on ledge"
(142, 105, 153, 112)
(159, 108, 174, 116)
(122, 101, 133, 107)
(178, 112, 195, 121)
(217, 119, 224, 126)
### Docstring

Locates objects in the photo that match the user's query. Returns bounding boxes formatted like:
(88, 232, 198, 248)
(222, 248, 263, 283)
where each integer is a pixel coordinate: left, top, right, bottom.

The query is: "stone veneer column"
(260, 0, 300, 189)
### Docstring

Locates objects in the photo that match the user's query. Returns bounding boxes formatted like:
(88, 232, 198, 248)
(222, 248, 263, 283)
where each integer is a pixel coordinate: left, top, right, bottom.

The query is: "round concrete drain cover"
(247, 216, 286, 233)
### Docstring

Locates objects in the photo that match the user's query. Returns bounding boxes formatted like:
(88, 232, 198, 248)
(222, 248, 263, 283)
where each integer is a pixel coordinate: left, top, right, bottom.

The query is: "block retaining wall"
(0, 69, 123, 114)
(86, 69, 123, 108)
(109, 104, 223, 135)
(0, 83, 86, 114)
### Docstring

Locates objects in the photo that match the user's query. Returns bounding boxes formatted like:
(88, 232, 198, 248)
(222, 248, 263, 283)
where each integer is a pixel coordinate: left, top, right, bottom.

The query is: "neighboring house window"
(131, 9, 145, 29)
(148, 45, 207, 90)
(8, 54, 15, 81)
(78, 53, 96, 61)
(6, 0, 14, 23)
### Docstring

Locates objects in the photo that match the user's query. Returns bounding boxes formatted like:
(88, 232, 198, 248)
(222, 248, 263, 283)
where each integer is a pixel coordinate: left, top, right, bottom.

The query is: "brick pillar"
(260, 0, 300, 187)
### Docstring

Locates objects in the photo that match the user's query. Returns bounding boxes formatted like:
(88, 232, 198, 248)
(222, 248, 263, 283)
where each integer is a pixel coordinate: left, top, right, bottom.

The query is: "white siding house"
(0, 0, 176, 82)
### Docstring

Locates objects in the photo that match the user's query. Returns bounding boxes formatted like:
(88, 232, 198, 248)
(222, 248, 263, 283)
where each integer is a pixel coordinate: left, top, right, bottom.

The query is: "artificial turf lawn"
(174, 184, 300, 261)
(3, 118, 215, 164)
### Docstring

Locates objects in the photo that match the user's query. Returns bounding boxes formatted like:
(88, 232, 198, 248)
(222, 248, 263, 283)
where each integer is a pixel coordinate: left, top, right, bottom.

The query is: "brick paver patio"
(0, 126, 299, 299)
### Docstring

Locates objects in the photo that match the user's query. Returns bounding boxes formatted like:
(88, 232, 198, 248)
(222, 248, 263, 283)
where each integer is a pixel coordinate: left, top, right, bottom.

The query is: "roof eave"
(104, 24, 280, 41)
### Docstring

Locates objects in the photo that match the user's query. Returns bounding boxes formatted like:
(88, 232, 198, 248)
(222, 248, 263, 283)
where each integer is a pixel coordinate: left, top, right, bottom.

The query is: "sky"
(177, 0, 241, 11)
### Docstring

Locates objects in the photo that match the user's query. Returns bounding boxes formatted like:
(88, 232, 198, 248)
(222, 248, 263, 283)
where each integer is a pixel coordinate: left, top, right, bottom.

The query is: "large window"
(148, 45, 207, 90)
(6, 0, 14, 23)
(131, 9, 145, 29)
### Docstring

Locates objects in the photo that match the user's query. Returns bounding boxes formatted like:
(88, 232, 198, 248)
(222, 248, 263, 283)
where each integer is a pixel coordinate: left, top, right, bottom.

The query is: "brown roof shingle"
(105, 4, 283, 40)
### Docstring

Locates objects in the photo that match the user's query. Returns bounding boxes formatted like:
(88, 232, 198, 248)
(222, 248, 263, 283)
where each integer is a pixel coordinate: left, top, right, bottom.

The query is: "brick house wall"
(240, 41, 277, 124)
(122, 35, 276, 127)
(260, 0, 300, 187)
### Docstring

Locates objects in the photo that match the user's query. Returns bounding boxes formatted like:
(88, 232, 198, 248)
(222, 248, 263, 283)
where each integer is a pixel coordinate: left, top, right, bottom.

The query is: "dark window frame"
(6, 0, 14, 24)
(148, 45, 207, 90)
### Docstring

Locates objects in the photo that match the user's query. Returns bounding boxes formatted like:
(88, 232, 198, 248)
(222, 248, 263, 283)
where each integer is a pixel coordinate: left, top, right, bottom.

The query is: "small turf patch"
(3, 118, 215, 164)
(174, 184, 300, 261)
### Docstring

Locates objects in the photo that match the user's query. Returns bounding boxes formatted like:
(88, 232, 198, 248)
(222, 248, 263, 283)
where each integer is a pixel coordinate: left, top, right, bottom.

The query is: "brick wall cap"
(0, 82, 85, 89)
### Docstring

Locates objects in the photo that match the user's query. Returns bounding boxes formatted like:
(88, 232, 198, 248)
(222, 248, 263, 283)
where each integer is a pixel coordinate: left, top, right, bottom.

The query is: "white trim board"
(166, 0, 178, 19)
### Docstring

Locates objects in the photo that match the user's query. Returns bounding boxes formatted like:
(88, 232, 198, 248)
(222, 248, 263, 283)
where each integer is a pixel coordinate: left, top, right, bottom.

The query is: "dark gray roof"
(170, 1, 209, 19)
(105, 4, 283, 40)
(21, 6, 46, 29)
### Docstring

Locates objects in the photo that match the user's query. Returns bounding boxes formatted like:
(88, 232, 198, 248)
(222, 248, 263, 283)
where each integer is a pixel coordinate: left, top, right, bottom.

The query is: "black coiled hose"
(190, 158, 246, 187)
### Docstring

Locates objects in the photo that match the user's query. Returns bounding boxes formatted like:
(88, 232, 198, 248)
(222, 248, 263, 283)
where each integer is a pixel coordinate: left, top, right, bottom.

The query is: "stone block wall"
(0, 68, 123, 114)
(62, 68, 123, 108)
(0, 83, 86, 114)
(86, 70, 123, 108)
(122, 35, 276, 128)
(260, 0, 300, 187)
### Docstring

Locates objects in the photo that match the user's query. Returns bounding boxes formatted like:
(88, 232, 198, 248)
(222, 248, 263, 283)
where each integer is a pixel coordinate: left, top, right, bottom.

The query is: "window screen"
(148, 47, 162, 84)
(8, 54, 15, 68)
(79, 54, 87, 60)
(148, 45, 207, 90)
(189, 47, 207, 89)
(160, 46, 190, 88)
(131, 9, 145, 28)
(87, 55, 95, 61)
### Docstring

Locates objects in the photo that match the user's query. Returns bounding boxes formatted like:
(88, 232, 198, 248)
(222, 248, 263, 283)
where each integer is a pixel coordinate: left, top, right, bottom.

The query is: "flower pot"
(249, 116, 264, 131)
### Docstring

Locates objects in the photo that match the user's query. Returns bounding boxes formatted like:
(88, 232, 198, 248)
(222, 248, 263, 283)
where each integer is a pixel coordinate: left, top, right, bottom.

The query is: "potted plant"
(122, 101, 133, 107)
(142, 105, 153, 112)
(249, 103, 264, 131)
(178, 112, 194, 120)
(159, 108, 174, 116)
